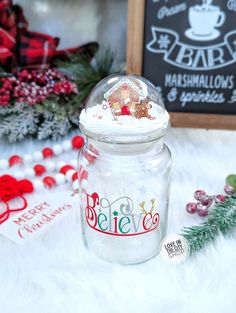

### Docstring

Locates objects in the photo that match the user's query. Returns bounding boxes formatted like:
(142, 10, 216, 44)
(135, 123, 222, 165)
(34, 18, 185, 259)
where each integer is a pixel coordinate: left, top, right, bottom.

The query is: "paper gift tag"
(0, 191, 78, 244)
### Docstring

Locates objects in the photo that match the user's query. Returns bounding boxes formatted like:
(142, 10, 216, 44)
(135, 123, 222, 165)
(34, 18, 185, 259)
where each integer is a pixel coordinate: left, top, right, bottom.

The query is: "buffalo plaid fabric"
(0, 0, 98, 71)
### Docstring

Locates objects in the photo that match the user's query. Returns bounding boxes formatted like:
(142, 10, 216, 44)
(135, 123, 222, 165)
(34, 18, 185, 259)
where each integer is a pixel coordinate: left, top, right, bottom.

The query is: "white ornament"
(65, 169, 76, 181)
(56, 161, 66, 170)
(72, 180, 79, 191)
(33, 179, 44, 191)
(45, 161, 56, 172)
(62, 140, 72, 151)
(14, 171, 25, 179)
(0, 159, 8, 170)
(33, 151, 43, 161)
(24, 167, 35, 178)
(55, 173, 66, 185)
(52, 144, 63, 155)
(24, 154, 33, 163)
(70, 159, 78, 168)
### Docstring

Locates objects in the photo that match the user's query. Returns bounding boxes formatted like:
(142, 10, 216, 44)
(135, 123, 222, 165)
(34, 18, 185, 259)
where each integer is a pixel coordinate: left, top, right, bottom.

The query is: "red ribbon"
(0, 0, 98, 71)
(0, 175, 34, 224)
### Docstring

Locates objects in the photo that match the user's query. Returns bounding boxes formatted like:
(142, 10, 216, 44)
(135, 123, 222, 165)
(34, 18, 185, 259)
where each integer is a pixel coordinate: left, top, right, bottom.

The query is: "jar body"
(78, 138, 171, 264)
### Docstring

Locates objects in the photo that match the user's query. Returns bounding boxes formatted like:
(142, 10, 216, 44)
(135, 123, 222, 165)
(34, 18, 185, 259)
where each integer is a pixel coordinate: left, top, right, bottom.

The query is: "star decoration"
(137, 185, 148, 195)
(157, 34, 170, 49)
(113, 210, 119, 216)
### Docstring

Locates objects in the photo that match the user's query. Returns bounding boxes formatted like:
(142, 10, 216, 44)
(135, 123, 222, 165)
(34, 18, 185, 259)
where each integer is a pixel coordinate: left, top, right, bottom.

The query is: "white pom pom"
(62, 140, 72, 152)
(56, 161, 66, 170)
(33, 179, 44, 191)
(65, 169, 76, 181)
(52, 144, 63, 155)
(0, 159, 8, 170)
(24, 154, 33, 163)
(45, 161, 56, 172)
(14, 171, 25, 179)
(33, 151, 43, 162)
(25, 167, 35, 178)
(55, 173, 66, 185)
(70, 159, 77, 169)
(72, 180, 79, 191)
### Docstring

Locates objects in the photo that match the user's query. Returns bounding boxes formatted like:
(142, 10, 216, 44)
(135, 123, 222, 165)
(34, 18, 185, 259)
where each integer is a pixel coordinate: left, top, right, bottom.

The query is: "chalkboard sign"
(127, 0, 236, 129)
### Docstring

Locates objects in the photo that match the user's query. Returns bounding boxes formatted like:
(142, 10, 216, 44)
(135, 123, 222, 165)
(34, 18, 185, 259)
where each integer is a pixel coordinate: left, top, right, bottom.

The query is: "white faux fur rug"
(0, 128, 236, 313)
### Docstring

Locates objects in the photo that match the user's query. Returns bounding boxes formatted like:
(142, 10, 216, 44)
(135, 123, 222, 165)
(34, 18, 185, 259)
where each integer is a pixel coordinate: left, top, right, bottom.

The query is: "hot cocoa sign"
(142, 0, 236, 114)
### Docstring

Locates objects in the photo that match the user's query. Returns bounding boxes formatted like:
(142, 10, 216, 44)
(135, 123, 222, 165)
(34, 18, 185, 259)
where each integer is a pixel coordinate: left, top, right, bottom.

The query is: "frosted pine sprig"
(181, 195, 236, 254)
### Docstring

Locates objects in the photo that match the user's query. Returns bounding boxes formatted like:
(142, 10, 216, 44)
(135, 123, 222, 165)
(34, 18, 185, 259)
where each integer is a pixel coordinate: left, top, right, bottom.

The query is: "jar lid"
(79, 75, 170, 143)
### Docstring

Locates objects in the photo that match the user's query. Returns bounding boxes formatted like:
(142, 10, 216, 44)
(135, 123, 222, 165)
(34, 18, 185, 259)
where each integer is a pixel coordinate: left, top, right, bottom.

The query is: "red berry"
(9, 155, 23, 166)
(72, 172, 78, 182)
(34, 164, 46, 176)
(194, 190, 207, 201)
(42, 147, 54, 158)
(224, 184, 235, 195)
(215, 195, 225, 203)
(200, 197, 213, 208)
(59, 165, 74, 175)
(197, 208, 208, 217)
(72, 136, 84, 149)
(121, 105, 130, 115)
(43, 176, 56, 189)
(186, 202, 197, 214)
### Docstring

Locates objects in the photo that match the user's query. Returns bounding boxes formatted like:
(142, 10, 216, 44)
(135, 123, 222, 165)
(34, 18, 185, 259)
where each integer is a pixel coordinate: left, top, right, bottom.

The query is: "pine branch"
(181, 195, 236, 254)
(0, 103, 39, 142)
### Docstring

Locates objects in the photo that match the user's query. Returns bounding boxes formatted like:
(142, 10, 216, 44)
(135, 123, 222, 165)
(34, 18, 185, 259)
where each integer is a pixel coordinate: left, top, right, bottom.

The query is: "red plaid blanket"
(0, 0, 98, 71)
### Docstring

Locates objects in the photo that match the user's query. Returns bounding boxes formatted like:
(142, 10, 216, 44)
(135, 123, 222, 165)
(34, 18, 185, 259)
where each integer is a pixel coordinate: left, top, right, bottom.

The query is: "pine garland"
(181, 195, 236, 254)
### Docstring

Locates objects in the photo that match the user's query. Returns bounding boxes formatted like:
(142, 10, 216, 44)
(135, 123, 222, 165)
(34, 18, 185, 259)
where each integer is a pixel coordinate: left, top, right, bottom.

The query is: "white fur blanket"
(0, 127, 235, 313)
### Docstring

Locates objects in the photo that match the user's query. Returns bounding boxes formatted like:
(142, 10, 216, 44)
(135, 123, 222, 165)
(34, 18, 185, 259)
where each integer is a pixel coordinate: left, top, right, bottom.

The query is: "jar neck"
(84, 137, 164, 156)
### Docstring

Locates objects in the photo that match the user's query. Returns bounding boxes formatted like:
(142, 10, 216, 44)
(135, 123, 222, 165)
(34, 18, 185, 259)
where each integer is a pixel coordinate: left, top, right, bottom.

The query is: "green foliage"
(181, 195, 236, 254)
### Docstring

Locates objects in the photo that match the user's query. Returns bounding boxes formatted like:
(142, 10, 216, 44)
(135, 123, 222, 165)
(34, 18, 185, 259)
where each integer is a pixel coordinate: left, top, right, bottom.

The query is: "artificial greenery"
(0, 49, 123, 142)
(181, 194, 236, 254)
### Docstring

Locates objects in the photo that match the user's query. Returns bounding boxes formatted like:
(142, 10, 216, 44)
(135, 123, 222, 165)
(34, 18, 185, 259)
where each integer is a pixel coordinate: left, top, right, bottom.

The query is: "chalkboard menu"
(127, 0, 236, 128)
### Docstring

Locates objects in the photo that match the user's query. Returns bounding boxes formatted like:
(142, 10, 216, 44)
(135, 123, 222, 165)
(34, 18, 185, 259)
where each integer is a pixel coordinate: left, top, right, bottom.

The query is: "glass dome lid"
(79, 75, 170, 143)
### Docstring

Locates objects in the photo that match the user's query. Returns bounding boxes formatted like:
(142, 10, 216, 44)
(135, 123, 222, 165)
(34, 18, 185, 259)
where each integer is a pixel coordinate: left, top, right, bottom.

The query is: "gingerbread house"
(104, 78, 142, 115)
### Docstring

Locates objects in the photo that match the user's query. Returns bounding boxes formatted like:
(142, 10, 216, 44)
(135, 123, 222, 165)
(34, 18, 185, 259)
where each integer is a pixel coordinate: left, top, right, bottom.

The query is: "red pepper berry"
(42, 147, 54, 158)
(9, 155, 23, 167)
(43, 176, 56, 189)
(71, 136, 84, 149)
(33, 164, 46, 176)
(121, 105, 130, 116)
(59, 165, 74, 175)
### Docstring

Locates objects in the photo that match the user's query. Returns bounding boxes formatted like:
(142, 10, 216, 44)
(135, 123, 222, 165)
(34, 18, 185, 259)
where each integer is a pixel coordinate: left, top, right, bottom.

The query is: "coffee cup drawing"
(185, 0, 225, 41)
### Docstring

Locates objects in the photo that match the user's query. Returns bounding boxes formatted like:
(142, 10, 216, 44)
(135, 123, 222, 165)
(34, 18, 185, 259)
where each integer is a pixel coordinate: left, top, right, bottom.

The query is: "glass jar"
(78, 75, 171, 264)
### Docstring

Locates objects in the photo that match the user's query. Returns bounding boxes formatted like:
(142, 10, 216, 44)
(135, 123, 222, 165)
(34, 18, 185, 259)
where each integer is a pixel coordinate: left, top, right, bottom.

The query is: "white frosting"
(79, 101, 169, 142)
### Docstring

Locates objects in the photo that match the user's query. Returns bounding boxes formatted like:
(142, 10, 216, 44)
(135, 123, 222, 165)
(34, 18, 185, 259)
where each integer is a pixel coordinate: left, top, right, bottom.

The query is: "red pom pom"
(33, 164, 46, 176)
(59, 165, 74, 175)
(72, 172, 78, 182)
(42, 147, 54, 158)
(9, 155, 23, 167)
(17, 179, 34, 194)
(43, 176, 56, 189)
(121, 105, 130, 116)
(72, 136, 84, 149)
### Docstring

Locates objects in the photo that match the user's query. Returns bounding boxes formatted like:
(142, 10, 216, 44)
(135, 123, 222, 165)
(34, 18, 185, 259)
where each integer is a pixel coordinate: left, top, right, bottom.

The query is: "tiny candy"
(72, 136, 85, 149)
(9, 155, 23, 166)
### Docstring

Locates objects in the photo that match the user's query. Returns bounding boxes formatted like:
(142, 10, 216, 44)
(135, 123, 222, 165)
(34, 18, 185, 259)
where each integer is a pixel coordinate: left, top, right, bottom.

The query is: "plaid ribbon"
(0, 0, 98, 71)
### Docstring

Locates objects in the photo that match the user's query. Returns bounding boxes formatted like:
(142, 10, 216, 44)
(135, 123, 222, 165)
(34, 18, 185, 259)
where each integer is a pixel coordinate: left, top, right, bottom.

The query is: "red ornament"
(43, 176, 56, 189)
(33, 164, 46, 176)
(72, 172, 78, 182)
(42, 147, 54, 158)
(121, 105, 130, 116)
(9, 155, 23, 167)
(59, 165, 74, 175)
(72, 136, 84, 149)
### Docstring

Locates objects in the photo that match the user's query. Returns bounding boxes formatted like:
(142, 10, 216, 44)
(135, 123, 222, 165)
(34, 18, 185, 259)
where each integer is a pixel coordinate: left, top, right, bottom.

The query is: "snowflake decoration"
(157, 34, 170, 49)
(137, 185, 148, 195)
